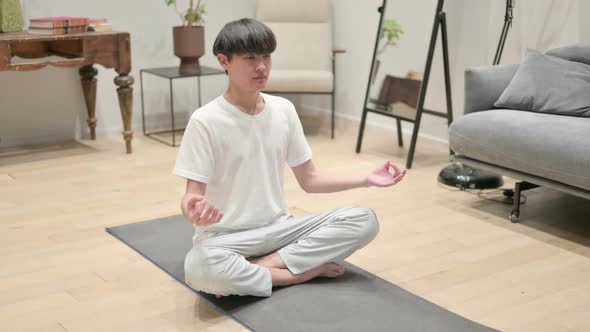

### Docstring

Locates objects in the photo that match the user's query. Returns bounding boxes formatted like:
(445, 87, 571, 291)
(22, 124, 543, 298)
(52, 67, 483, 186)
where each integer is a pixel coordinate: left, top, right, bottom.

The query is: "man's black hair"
(213, 18, 276, 60)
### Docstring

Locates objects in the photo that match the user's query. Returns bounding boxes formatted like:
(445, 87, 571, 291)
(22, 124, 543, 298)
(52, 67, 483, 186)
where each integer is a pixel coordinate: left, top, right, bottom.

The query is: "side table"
(140, 66, 226, 146)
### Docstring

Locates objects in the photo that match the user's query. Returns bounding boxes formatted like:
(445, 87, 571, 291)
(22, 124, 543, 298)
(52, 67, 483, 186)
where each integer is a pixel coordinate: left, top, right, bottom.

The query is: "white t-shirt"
(173, 93, 312, 234)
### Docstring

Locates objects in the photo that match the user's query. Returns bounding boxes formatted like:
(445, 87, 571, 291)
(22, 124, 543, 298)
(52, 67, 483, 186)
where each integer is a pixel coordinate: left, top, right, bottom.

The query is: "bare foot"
(295, 262, 346, 284)
(247, 252, 286, 269)
(317, 262, 346, 278)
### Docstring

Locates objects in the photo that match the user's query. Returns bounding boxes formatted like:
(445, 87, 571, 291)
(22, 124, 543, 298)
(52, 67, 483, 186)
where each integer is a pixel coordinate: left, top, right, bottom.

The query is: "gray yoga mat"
(106, 215, 498, 332)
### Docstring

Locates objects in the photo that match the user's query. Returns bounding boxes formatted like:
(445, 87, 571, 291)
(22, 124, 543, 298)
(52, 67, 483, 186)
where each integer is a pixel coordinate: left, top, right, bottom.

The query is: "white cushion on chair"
(256, 0, 335, 93)
(265, 22, 333, 72)
(265, 70, 333, 93)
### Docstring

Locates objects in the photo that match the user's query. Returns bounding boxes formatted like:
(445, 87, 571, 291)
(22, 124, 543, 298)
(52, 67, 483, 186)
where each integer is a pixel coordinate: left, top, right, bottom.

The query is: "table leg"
(79, 65, 98, 140)
(198, 76, 201, 107)
(114, 73, 134, 154)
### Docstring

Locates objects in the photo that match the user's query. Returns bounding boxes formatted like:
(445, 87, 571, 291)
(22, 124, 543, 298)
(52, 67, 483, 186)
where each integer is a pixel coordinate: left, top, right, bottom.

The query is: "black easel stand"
(356, 0, 453, 170)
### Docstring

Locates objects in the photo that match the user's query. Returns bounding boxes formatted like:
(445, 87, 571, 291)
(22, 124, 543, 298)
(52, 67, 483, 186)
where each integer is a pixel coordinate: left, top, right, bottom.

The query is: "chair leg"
(331, 55, 336, 140)
(396, 119, 403, 147)
(331, 91, 335, 139)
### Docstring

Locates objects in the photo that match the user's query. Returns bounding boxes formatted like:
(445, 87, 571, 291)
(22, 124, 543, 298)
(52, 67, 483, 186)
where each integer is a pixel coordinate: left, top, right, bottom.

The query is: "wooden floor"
(1, 119, 590, 332)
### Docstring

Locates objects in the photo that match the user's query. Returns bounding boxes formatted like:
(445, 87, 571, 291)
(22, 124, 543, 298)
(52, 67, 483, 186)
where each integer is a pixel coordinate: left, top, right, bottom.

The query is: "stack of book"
(28, 17, 88, 35)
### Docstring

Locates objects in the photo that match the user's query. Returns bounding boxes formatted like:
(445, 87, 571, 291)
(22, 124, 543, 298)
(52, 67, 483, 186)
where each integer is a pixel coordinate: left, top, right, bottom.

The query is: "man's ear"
(216, 53, 229, 71)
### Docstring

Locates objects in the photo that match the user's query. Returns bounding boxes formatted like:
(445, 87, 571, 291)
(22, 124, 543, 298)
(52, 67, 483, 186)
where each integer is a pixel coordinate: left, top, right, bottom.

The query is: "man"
(174, 18, 406, 298)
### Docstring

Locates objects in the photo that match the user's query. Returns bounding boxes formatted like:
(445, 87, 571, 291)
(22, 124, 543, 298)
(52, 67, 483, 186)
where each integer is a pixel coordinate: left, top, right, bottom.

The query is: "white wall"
(0, 0, 586, 148)
(581, 1, 590, 43)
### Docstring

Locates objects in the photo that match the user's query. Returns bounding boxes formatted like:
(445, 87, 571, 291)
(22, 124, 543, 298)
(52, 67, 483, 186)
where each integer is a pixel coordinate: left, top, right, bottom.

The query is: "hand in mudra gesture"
(185, 195, 224, 226)
(366, 161, 407, 187)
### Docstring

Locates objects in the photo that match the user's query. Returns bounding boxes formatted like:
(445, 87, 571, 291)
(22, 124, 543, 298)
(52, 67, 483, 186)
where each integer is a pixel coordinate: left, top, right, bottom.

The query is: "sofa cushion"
(449, 109, 590, 191)
(494, 50, 590, 117)
(546, 44, 590, 65)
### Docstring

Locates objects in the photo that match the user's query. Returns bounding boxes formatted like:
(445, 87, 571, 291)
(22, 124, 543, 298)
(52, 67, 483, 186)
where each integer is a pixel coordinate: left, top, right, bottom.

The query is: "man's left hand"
(366, 160, 407, 187)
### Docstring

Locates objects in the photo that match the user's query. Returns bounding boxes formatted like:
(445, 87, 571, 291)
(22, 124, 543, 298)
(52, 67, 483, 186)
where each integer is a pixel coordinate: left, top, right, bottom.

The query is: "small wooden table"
(0, 31, 134, 153)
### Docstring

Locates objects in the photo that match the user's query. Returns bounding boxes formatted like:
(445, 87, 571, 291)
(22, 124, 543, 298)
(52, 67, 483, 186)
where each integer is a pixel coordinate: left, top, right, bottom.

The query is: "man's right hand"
(183, 194, 224, 226)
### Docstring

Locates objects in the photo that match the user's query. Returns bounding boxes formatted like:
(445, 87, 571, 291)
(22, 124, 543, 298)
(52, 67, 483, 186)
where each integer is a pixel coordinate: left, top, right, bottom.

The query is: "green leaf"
(185, 3, 207, 26)
(167, 0, 207, 26)
(380, 18, 403, 47)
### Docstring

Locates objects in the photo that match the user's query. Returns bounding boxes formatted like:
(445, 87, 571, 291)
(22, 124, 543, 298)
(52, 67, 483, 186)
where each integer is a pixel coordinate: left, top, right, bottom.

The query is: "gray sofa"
(449, 48, 590, 222)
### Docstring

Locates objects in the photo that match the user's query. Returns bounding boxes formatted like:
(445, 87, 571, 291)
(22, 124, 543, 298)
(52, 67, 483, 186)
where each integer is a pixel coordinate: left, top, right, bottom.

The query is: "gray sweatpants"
(184, 206, 379, 297)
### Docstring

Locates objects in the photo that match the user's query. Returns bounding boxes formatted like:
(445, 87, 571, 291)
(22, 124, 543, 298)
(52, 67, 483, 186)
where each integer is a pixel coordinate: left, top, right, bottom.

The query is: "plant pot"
(173, 25, 205, 74)
(0, 0, 24, 33)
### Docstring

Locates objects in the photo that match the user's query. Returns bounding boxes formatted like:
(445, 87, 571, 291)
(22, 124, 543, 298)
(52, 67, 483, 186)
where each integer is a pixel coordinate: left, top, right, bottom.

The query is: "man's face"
(218, 53, 272, 92)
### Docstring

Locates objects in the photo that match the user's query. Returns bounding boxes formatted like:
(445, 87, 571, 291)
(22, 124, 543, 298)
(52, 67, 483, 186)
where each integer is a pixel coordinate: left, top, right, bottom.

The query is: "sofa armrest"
(464, 64, 519, 114)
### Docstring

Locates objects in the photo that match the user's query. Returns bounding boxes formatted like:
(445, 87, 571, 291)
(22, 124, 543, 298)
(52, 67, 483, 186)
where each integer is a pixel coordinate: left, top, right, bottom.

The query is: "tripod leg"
(493, 0, 514, 65)
(440, 12, 454, 155)
(408, 0, 445, 169)
(357, 1, 386, 154)
(356, 108, 368, 153)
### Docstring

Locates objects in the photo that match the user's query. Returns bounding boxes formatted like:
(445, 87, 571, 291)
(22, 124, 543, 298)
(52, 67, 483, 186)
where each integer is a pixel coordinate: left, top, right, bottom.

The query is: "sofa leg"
(508, 181, 538, 223)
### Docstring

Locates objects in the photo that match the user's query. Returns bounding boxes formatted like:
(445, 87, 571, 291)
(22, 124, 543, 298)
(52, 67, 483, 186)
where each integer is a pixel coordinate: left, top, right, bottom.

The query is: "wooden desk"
(0, 31, 134, 153)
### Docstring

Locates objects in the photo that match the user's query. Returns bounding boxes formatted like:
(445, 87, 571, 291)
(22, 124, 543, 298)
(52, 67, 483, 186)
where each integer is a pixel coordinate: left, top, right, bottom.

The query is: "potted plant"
(0, 0, 24, 33)
(165, 0, 207, 74)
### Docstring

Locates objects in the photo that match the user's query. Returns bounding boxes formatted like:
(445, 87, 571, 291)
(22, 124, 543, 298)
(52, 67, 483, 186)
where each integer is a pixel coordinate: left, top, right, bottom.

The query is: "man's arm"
(181, 179, 223, 226)
(291, 160, 406, 194)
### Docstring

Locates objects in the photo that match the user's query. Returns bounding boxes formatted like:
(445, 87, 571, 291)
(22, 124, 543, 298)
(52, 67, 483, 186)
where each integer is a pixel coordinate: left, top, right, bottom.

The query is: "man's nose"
(256, 60, 266, 72)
